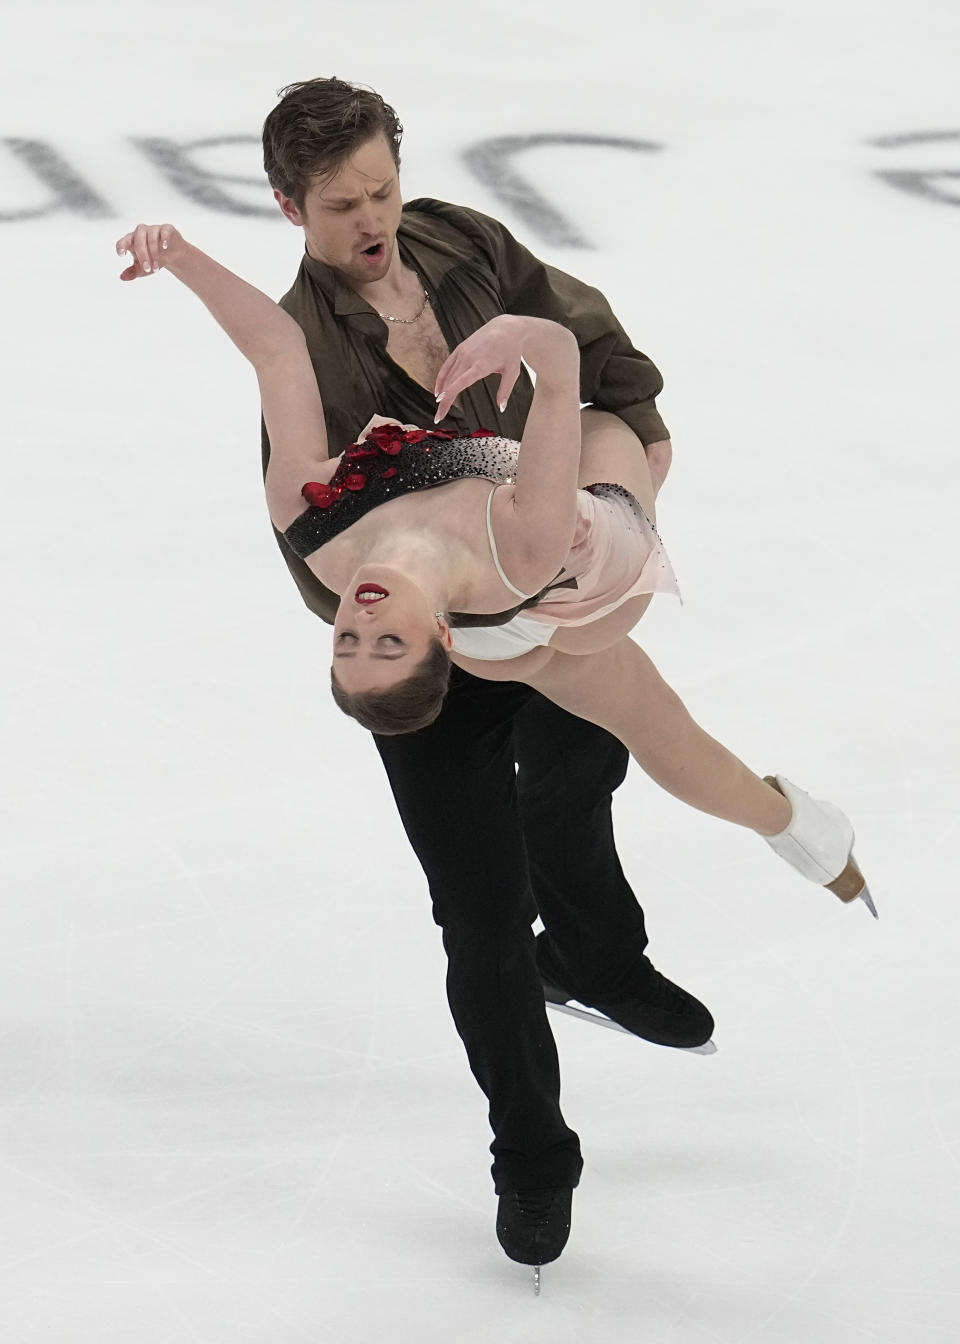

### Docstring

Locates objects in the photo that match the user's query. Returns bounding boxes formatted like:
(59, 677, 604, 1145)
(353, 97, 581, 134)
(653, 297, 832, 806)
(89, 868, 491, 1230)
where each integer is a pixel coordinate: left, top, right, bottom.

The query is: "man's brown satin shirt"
(262, 197, 668, 625)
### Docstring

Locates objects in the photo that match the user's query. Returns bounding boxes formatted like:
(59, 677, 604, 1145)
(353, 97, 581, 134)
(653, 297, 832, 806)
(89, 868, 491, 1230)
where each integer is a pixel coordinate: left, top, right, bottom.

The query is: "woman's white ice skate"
(762, 776, 878, 918)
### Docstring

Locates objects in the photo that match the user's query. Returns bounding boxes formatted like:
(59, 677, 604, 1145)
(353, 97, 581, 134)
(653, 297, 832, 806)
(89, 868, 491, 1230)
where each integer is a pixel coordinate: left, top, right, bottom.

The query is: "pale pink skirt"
(523, 483, 681, 628)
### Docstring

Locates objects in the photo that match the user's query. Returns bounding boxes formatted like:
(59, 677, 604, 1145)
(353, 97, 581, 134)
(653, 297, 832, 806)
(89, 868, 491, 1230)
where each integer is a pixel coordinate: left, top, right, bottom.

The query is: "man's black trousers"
(373, 666, 650, 1194)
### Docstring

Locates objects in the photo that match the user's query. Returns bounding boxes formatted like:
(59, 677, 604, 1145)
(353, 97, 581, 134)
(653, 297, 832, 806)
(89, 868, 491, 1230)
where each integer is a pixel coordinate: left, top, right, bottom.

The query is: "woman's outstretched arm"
(115, 224, 329, 475)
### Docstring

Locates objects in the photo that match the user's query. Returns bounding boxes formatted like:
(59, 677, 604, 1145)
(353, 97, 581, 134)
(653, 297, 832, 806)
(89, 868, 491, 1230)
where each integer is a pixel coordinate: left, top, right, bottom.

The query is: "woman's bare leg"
(523, 638, 791, 836)
(578, 409, 657, 520)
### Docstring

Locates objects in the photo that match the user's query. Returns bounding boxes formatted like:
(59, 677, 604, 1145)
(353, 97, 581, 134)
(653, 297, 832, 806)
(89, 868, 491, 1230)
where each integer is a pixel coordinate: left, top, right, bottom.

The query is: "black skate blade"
(546, 997, 717, 1054)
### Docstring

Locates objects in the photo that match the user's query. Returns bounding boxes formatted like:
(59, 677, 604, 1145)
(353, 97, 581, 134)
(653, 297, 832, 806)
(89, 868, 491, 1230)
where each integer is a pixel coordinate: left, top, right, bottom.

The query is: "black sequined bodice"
(283, 428, 520, 560)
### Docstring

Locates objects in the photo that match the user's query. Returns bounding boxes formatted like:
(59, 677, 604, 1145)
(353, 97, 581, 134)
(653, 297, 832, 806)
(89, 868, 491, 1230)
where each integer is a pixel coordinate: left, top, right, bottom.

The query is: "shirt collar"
(300, 250, 379, 321)
(298, 212, 440, 326)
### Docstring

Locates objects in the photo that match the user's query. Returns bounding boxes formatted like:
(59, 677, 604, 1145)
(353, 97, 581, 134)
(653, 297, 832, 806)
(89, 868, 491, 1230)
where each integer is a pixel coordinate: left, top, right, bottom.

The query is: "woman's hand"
(115, 223, 184, 281)
(433, 315, 528, 423)
(434, 315, 577, 423)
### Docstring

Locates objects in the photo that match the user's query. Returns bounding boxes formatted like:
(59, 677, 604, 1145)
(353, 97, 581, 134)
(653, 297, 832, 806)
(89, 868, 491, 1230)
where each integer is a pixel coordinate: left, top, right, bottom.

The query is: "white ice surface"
(3, 2, 960, 1339)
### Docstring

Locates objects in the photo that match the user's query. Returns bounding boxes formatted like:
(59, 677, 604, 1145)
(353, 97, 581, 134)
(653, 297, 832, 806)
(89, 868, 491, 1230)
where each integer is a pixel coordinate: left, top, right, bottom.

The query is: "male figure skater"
(259, 76, 714, 1267)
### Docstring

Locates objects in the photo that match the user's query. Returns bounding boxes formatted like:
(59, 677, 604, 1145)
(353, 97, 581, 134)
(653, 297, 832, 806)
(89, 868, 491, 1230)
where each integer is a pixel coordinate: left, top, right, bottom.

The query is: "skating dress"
(283, 425, 680, 658)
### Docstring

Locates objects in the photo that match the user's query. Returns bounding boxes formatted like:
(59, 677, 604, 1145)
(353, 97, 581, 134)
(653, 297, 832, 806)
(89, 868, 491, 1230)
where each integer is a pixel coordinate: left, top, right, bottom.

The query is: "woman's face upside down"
(331, 567, 450, 695)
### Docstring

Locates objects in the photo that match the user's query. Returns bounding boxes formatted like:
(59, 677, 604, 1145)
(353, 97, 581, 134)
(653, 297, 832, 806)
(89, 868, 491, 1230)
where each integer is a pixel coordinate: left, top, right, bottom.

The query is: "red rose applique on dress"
(302, 482, 338, 508)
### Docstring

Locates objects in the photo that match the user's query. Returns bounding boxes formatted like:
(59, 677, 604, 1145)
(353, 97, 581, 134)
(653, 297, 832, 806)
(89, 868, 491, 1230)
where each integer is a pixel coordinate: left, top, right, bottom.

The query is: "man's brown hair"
(330, 638, 451, 736)
(262, 77, 403, 208)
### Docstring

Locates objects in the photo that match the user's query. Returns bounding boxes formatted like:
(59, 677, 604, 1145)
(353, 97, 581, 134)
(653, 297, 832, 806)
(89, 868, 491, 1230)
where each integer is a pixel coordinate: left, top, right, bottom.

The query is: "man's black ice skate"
(537, 937, 716, 1053)
(497, 1186, 572, 1293)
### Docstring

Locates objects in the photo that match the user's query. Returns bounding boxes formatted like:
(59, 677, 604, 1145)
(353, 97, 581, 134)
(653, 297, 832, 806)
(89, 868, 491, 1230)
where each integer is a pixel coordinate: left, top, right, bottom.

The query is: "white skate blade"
(859, 884, 879, 919)
(682, 1038, 718, 1056)
(546, 998, 629, 1033)
(546, 998, 717, 1054)
(533, 1265, 541, 1296)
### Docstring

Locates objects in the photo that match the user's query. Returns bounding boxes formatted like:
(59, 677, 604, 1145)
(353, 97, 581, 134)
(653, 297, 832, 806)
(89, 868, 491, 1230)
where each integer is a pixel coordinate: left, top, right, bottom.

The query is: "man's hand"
(115, 223, 184, 281)
(645, 439, 672, 497)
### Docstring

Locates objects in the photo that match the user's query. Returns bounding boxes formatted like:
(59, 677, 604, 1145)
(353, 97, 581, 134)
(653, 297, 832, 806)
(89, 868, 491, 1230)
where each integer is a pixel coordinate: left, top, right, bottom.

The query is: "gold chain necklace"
(375, 281, 430, 325)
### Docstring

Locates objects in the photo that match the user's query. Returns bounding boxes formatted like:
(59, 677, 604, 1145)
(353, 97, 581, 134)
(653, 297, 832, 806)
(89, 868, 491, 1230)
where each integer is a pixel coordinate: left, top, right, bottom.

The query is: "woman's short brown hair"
(330, 638, 451, 735)
(263, 77, 403, 207)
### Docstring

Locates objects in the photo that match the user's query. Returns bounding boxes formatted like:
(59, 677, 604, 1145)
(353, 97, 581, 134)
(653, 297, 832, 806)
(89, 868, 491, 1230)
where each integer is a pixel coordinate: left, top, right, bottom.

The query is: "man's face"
(275, 134, 403, 285)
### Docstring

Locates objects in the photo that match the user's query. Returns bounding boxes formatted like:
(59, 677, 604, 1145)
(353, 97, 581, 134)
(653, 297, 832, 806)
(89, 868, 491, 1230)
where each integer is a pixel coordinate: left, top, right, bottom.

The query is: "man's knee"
(516, 704, 629, 810)
(430, 877, 537, 940)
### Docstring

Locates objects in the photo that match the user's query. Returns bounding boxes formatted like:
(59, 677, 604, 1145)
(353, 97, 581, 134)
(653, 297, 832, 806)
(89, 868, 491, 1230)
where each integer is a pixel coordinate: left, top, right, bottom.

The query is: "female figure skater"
(115, 222, 876, 919)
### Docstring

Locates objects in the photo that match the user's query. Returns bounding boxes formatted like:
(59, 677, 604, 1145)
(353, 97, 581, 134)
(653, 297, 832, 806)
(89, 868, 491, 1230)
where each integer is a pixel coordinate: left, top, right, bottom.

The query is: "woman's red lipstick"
(355, 583, 389, 603)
